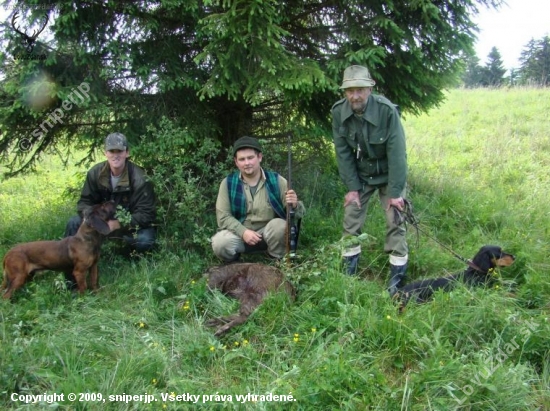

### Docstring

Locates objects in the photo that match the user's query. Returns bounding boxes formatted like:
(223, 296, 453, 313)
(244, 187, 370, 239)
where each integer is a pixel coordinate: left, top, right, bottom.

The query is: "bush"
(131, 118, 232, 252)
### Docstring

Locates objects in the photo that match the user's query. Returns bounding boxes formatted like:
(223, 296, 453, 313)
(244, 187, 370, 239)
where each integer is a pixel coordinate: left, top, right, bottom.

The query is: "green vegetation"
(1, 89, 549, 410)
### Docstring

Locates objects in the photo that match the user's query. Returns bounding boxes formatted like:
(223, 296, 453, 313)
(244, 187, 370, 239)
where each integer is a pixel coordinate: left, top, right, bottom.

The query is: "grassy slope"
(0, 89, 549, 410)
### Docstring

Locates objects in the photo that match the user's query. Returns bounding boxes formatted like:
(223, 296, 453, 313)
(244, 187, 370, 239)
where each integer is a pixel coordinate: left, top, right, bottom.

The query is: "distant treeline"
(462, 35, 550, 88)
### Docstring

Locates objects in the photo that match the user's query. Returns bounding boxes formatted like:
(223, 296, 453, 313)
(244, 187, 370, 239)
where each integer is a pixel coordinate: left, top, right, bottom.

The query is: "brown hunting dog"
(205, 263, 296, 336)
(1, 201, 116, 299)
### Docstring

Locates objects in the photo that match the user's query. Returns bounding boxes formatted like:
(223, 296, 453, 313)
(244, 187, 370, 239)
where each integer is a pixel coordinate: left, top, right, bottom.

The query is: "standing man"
(332, 65, 408, 296)
(65, 132, 157, 254)
(212, 136, 305, 263)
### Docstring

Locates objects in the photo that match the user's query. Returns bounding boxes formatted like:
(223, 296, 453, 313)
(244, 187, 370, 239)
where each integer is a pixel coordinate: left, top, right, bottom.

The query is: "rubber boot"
(343, 254, 360, 275)
(388, 263, 407, 297)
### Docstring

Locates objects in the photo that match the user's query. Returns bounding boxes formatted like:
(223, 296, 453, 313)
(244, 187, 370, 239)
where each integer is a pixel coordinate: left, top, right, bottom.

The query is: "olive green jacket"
(332, 93, 407, 198)
(216, 169, 305, 238)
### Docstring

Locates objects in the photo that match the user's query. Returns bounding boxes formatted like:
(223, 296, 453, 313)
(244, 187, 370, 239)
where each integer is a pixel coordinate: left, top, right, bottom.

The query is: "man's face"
(105, 149, 129, 172)
(234, 148, 262, 178)
(344, 87, 371, 113)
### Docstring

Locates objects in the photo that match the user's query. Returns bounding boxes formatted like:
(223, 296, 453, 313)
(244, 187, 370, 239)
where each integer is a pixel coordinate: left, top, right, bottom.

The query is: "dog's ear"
(82, 205, 93, 219)
(473, 246, 500, 272)
(87, 215, 111, 235)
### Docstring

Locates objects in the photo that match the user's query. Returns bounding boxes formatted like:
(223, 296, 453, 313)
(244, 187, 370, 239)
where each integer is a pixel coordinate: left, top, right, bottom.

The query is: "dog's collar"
(466, 259, 484, 273)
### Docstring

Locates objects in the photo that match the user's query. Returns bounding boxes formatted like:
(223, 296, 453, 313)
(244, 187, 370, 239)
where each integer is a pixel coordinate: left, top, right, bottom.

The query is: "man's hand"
(242, 229, 263, 246)
(344, 191, 361, 208)
(386, 197, 405, 211)
(285, 189, 298, 209)
(108, 219, 121, 232)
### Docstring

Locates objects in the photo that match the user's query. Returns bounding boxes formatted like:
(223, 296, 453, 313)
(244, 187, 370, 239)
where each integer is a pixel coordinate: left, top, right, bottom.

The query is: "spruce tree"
(0, 0, 504, 173)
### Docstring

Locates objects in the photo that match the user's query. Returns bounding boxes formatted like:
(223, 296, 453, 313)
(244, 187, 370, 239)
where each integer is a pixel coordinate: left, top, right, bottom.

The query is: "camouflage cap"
(340, 65, 376, 89)
(233, 136, 262, 156)
(104, 132, 128, 151)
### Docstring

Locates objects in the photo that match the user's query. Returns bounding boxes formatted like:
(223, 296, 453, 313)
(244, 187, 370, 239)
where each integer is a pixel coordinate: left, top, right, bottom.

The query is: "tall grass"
(1, 88, 549, 410)
(404, 88, 550, 309)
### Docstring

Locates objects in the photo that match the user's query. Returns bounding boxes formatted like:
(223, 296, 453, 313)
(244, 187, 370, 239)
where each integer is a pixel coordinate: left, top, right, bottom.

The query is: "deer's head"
(11, 11, 49, 53)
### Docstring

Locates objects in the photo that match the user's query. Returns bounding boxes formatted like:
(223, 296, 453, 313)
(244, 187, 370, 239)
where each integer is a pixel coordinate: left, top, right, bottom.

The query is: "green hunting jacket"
(215, 169, 305, 238)
(76, 160, 156, 229)
(332, 93, 407, 198)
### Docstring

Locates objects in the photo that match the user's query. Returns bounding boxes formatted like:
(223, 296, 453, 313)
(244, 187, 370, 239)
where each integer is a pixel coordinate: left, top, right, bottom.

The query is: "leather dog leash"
(393, 199, 484, 273)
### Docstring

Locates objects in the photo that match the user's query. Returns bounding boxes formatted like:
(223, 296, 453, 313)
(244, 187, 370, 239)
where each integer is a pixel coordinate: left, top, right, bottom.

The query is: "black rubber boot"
(343, 254, 360, 275)
(388, 263, 407, 297)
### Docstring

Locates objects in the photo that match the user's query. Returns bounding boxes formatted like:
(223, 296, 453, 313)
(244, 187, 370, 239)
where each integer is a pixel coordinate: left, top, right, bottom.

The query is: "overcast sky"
(473, 0, 550, 69)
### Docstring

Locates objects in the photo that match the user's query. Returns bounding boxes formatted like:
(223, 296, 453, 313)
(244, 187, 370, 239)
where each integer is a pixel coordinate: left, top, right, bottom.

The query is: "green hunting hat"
(233, 136, 262, 156)
(104, 132, 128, 151)
(340, 65, 376, 89)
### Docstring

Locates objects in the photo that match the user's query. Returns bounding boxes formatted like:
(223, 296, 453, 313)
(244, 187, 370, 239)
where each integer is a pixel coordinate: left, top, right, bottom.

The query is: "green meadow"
(1, 88, 549, 410)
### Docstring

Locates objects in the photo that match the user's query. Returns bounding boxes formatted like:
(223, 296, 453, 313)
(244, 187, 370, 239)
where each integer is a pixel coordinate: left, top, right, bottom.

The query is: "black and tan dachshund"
(395, 245, 515, 311)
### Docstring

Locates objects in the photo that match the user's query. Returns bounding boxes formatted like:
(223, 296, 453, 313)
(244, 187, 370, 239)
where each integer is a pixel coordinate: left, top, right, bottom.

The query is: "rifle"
(286, 132, 300, 263)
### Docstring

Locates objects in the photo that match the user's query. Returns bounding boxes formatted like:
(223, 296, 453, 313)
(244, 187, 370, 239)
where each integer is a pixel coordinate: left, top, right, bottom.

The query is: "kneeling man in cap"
(212, 136, 305, 263)
(64, 132, 157, 260)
